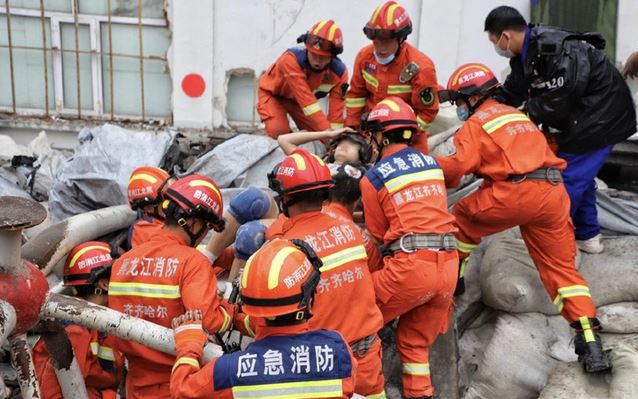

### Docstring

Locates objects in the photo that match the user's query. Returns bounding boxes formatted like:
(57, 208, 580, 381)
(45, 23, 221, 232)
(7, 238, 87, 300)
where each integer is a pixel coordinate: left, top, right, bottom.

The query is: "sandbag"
(481, 232, 638, 314)
(463, 312, 575, 399)
(539, 334, 638, 399)
(597, 302, 638, 334)
(184, 134, 324, 189)
(48, 124, 176, 221)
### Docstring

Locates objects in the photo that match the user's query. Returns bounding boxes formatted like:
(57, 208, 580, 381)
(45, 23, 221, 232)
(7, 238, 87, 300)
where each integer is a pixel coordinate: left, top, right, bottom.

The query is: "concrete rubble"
(1, 114, 638, 398)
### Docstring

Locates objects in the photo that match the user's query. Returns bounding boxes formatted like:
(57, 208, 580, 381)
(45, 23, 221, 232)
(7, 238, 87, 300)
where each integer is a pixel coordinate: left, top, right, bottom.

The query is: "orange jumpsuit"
(257, 48, 349, 138)
(170, 324, 356, 399)
(360, 144, 458, 398)
(435, 98, 597, 324)
(345, 43, 440, 154)
(128, 217, 164, 249)
(108, 229, 233, 399)
(33, 324, 124, 399)
(266, 211, 386, 398)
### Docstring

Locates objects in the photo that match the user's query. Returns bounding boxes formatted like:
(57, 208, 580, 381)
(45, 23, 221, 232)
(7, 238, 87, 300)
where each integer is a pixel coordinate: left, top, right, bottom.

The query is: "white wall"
(168, 0, 636, 130)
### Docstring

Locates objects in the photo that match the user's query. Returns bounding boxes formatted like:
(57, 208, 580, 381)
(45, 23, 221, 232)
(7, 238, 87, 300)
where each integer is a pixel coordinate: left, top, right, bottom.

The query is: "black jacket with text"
(495, 24, 636, 154)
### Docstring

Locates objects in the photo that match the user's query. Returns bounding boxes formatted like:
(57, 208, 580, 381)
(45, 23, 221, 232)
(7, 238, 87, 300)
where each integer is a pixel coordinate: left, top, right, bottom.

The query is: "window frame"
(0, 3, 169, 121)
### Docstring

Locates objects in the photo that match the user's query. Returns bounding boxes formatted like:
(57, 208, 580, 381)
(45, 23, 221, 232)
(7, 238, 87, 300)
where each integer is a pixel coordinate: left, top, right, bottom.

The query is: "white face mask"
(494, 34, 515, 58)
(374, 51, 395, 65)
(494, 44, 515, 58)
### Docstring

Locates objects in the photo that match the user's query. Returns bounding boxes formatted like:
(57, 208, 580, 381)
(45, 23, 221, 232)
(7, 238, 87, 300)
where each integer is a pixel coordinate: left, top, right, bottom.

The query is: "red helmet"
(64, 241, 113, 286)
(240, 238, 322, 318)
(364, 1, 412, 40)
(362, 96, 418, 136)
(268, 149, 334, 196)
(439, 63, 500, 103)
(127, 166, 170, 210)
(298, 20, 343, 57)
(162, 174, 225, 232)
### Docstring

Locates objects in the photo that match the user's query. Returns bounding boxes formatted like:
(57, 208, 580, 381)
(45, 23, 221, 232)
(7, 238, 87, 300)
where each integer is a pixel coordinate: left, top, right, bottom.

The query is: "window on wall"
(0, 0, 170, 121)
(530, 0, 618, 62)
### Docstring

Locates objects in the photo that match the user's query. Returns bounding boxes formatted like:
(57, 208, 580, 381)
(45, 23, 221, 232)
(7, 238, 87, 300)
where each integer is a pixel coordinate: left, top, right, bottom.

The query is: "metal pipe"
(39, 0, 49, 116)
(137, 0, 146, 121)
(72, 0, 81, 118)
(3, 0, 16, 114)
(107, 0, 115, 120)
(41, 320, 89, 399)
(21, 205, 136, 275)
(9, 333, 42, 399)
(0, 229, 21, 272)
(41, 293, 223, 361)
(0, 300, 16, 346)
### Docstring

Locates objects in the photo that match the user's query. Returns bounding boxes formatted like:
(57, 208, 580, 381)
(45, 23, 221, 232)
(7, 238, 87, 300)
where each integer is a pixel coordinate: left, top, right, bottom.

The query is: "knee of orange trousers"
(126, 381, 171, 399)
(411, 132, 429, 154)
(263, 115, 292, 139)
(284, 102, 331, 132)
(354, 338, 386, 398)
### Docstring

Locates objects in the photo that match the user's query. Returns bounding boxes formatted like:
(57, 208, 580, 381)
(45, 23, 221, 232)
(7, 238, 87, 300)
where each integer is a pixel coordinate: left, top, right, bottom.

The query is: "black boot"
(571, 318, 612, 373)
(453, 258, 466, 296)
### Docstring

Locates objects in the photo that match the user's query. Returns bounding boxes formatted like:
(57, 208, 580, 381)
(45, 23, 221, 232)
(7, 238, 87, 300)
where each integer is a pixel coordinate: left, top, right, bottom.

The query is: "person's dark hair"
(328, 163, 366, 206)
(484, 6, 527, 36)
(286, 188, 329, 208)
(163, 209, 181, 227)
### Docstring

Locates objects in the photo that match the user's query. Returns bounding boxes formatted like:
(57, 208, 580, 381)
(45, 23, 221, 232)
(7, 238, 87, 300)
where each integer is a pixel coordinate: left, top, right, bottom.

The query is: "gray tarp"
(48, 124, 177, 221)
(597, 189, 638, 235)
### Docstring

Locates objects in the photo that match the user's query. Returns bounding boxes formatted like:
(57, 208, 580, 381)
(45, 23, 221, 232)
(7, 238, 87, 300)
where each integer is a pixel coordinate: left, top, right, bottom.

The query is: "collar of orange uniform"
(323, 202, 350, 220)
(256, 322, 310, 340)
(380, 143, 408, 160)
(282, 210, 323, 233)
(157, 227, 189, 246)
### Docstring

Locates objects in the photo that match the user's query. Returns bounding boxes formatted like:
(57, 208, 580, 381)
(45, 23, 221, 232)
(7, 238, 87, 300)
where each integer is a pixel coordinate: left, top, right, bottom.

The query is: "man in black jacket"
(484, 6, 637, 255)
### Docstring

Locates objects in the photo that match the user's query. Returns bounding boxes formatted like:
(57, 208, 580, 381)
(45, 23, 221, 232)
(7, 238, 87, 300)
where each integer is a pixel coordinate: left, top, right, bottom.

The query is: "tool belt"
(387, 233, 456, 254)
(350, 334, 376, 358)
(506, 167, 562, 185)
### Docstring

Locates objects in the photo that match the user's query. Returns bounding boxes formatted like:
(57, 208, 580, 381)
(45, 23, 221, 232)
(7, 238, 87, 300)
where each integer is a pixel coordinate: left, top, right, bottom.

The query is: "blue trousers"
(558, 145, 613, 240)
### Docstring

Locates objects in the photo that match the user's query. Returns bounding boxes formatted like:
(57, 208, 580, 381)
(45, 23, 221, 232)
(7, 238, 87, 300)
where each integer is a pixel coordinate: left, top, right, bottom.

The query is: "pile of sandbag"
(48, 124, 178, 221)
(456, 229, 638, 399)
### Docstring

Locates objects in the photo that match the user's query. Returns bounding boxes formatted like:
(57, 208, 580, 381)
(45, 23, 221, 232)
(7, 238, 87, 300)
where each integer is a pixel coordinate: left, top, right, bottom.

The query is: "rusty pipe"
(9, 333, 42, 399)
(0, 300, 16, 346)
(22, 205, 136, 275)
(42, 293, 223, 361)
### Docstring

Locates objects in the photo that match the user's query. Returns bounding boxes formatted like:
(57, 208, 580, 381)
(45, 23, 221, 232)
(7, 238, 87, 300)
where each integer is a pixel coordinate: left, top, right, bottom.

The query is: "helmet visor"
(438, 89, 461, 103)
(363, 26, 396, 40)
(306, 34, 340, 54)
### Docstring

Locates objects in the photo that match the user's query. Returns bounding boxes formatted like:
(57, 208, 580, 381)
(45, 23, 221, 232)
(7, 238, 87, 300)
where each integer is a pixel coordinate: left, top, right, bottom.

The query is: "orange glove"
(172, 309, 208, 359)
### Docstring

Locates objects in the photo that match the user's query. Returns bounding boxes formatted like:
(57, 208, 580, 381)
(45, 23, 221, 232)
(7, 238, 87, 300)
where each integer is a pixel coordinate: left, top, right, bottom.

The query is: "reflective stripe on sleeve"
(303, 102, 322, 116)
(172, 357, 200, 372)
(455, 239, 477, 255)
(416, 115, 431, 131)
(346, 97, 366, 108)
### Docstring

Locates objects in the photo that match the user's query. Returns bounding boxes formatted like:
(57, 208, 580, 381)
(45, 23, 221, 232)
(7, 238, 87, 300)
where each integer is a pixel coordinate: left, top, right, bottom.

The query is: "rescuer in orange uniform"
(359, 97, 458, 399)
(126, 166, 170, 249)
(257, 20, 349, 138)
(345, 1, 440, 155)
(33, 241, 124, 399)
(266, 149, 386, 398)
(108, 174, 234, 399)
(169, 238, 357, 399)
(436, 63, 612, 373)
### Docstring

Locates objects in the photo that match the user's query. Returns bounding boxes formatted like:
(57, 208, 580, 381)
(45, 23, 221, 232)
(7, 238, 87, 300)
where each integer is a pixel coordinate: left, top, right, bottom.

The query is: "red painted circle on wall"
(182, 73, 206, 98)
